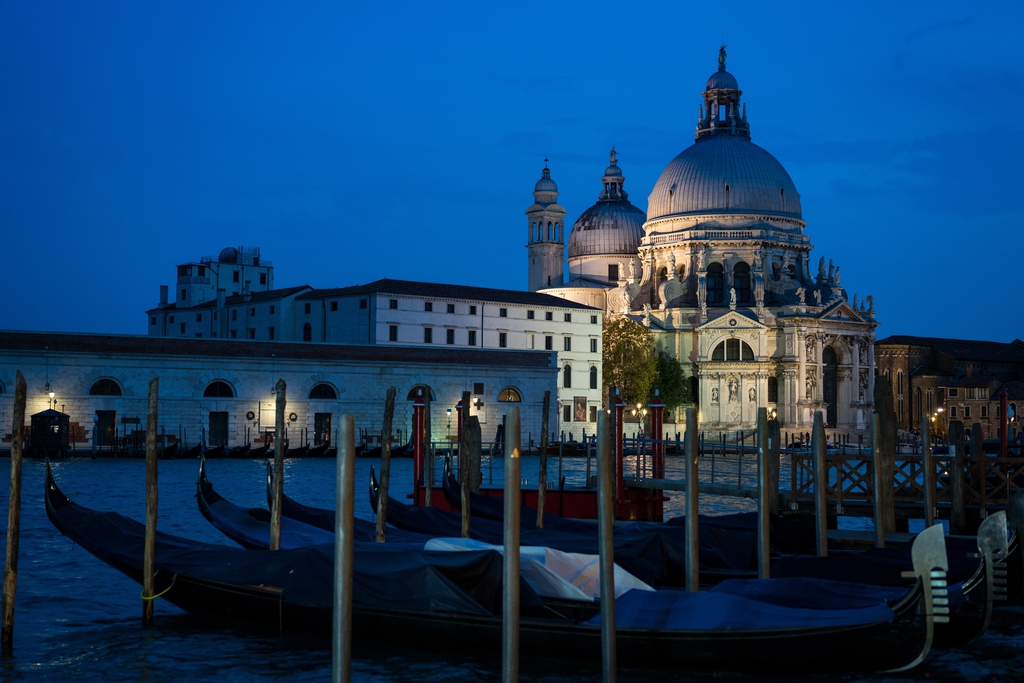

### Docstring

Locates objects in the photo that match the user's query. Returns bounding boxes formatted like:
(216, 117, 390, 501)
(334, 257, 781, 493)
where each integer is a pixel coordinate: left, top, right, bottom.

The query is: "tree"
(602, 316, 656, 406)
(655, 353, 692, 411)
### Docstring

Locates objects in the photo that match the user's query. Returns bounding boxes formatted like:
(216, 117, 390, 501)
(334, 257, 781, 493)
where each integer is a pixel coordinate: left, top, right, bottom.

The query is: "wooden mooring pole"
(423, 388, 432, 507)
(460, 390, 471, 538)
(812, 411, 828, 557)
(536, 391, 550, 528)
(757, 408, 771, 578)
(1, 372, 27, 649)
(597, 388, 617, 683)
(375, 387, 396, 542)
(502, 406, 521, 683)
(948, 421, 966, 535)
(269, 378, 286, 550)
(873, 380, 897, 533)
(142, 378, 159, 625)
(684, 407, 699, 592)
(871, 413, 885, 548)
(971, 423, 986, 518)
(921, 416, 935, 528)
(467, 416, 482, 494)
(332, 415, 355, 683)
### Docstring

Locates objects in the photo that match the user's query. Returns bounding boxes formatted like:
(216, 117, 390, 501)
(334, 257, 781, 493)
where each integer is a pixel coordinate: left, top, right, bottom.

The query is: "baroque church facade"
(530, 49, 879, 432)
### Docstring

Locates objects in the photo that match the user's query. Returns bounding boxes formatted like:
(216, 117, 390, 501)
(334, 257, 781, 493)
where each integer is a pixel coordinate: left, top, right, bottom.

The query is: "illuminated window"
(498, 388, 521, 402)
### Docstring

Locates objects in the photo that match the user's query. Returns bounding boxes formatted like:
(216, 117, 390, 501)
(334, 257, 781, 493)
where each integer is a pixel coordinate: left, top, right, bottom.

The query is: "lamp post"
(630, 403, 648, 439)
(446, 407, 452, 442)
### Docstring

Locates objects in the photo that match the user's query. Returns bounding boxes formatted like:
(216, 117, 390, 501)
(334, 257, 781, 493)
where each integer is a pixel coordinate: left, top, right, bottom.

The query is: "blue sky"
(1, 1, 1021, 341)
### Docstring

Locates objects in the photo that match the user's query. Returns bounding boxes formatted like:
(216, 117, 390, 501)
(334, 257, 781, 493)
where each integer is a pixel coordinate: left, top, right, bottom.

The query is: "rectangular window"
(948, 388, 959, 398)
(564, 313, 571, 322)
(232, 310, 237, 321)
(470, 305, 477, 315)
(260, 273, 267, 285)
(563, 405, 571, 423)
(499, 332, 507, 348)
(447, 303, 455, 314)
(545, 311, 553, 321)
(233, 271, 239, 283)
(181, 289, 186, 300)
(964, 405, 971, 419)
(150, 317, 155, 325)
(180, 322, 185, 333)
(169, 315, 174, 323)
(197, 266, 205, 277)
(608, 264, 619, 282)
(981, 405, 988, 418)
(305, 303, 311, 314)
(331, 301, 338, 311)
(425, 302, 433, 312)
(564, 337, 572, 351)
(269, 327, 275, 340)
(389, 325, 398, 342)
(248, 328, 255, 339)
(590, 338, 598, 353)
(529, 334, 535, 349)
(950, 406, 957, 418)
(545, 336, 553, 350)
(446, 329, 455, 345)
(250, 307, 255, 316)
(196, 313, 202, 322)
(230, 330, 237, 339)
(527, 310, 535, 320)
(389, 299, 398, 309)
(468, 330, 476, 346)
(590, 406, 597, 423)
(359, 299, 367, 309)
(591, 315, 598, 324)
(499, 308, 508, 318)
(213, 312, 217, 320)
(269, 305, 275, 314)
(474, 383, 484, 395)
(424, 327, 433, 343)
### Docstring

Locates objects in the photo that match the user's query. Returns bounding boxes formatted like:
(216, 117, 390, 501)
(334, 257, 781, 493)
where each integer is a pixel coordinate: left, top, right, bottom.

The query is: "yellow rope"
(141, 573, 177, 601)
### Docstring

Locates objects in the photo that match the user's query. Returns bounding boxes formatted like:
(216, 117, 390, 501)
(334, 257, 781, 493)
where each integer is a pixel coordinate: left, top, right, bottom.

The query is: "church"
(530, 48, 879, 432)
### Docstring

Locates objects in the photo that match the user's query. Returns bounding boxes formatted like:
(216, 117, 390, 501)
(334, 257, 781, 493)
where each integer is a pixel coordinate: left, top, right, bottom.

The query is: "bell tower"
(526, 160, 566, 292)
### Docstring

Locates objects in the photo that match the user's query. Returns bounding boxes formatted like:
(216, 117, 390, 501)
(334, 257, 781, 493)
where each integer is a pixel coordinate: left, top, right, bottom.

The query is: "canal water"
(1, 456, 1021, 682)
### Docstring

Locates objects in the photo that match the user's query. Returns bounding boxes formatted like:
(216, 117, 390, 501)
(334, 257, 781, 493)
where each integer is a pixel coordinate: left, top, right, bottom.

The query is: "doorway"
(314, 413, 333, 446)
(95, 410, 116, 447)
(209, 412, 229, 447)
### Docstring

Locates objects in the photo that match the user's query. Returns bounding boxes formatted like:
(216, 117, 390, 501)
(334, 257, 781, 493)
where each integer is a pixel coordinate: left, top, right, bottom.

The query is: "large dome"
(568, 201, 647, 258)
(647, 135, 802, 221)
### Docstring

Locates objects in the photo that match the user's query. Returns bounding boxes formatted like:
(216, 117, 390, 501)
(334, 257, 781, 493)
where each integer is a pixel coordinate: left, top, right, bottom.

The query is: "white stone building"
(0, 331, 558, 450)
(537, 48, 879, 432)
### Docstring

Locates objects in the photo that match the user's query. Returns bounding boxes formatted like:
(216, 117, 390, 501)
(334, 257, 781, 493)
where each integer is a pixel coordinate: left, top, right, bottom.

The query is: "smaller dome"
(604, 162, 623, 178)
(534, 167, 558, 193)
(218, 247, 239, 263)
(568, 201, 647, 258)
(706, 69, 738, 91)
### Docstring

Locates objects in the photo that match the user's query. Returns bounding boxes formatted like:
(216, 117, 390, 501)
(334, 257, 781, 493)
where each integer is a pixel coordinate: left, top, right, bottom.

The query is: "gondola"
(305, 444, 329, 458)
(250, 444, 271, 457)
(157, 443, 178, 459)
(283, 444, 308, 458)
(178, 443, 203, 459)
(202, 445, 226, 459)
(225, 443, 251, 459)
(45, 461, 944, 673)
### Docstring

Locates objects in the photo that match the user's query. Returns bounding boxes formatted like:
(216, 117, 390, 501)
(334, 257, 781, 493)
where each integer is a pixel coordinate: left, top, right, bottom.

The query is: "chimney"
(965, 362, 973, 378)
(159, 285, 168, 308)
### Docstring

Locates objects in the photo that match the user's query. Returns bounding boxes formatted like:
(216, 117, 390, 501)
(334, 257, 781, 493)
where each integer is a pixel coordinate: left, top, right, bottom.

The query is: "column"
(851, 337, 861, 402)
(797, 330, 806, 412)
(816, 335, 824, 404)
(868, 341, 876, 404)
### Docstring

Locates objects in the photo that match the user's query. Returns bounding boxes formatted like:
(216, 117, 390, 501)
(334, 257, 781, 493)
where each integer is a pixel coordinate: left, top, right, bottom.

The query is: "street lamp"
(446, 407, 452, 440)
(630, 402, 648, 438)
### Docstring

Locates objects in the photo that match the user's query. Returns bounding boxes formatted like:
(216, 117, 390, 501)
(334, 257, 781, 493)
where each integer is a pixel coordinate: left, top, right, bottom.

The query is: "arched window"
(406, 385, 436, 400)
(767, 377, 778, 403)
(712, 339, 755, 361)
(303, 322, 312, 342)
(89, 379, 122, 396)
(555, 223, 560, 241)
(707, 263, 724, 304)
(498, 388, 521, 402)
(309, 383, 337, 400)
(563, 364, 572, 389)
(203, 381, 234, 398)
(658, 267, 668, 284)
(733, 262, 751, 304)
(547, 222, 553, 240)
(897, 371, 904, 395)
(590, 366, 598, 389)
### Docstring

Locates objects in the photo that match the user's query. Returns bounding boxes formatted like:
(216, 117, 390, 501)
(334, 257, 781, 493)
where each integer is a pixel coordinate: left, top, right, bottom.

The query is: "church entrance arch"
(823, 346, 838, 427)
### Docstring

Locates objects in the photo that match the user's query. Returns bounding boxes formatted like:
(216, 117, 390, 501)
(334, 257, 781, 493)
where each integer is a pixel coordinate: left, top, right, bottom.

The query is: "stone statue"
(794, 286, 805, 304)
(859, 373, 868, 402)
(748, 387, 756, 402)
(711, 387, 719, 403)
(697, 275, 707, 306)
(866, 295, 875, 313)
(754, 253, 763, 271)
(754, 274, 765, 308)
(828, 259, 834, 279)
(852, 294, 859, 309)
(813, 290, 822, 306)
(628, 259, 637, 282)
(806, 340, 815, 362)
(834, 266, 841, 285)
(817, 257, 826, 279)
(642, 303, 652, 327)
(719, 45, 727, 69)
(859, 344, 868, 365)
(729, 287, 737, 308)
(728, 379, 738, 402)
(609, 147, 617, 165)
(805, 374, 816, 401)
(667, 252, 677, 276)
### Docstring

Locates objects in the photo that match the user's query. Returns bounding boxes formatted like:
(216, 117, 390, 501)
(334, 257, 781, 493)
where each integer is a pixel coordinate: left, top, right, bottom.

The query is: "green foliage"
(655, 353, 691, 411)
(602, 316, 657, 406)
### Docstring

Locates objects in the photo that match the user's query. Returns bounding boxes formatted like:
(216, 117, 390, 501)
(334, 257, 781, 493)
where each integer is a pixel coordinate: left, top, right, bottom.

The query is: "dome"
(706, 69, 738, 91)
(534, 167, 558, 194)
(568, 201, 647, 258)
(646, 135, 802, 221)
(218, 247, 239, 263)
